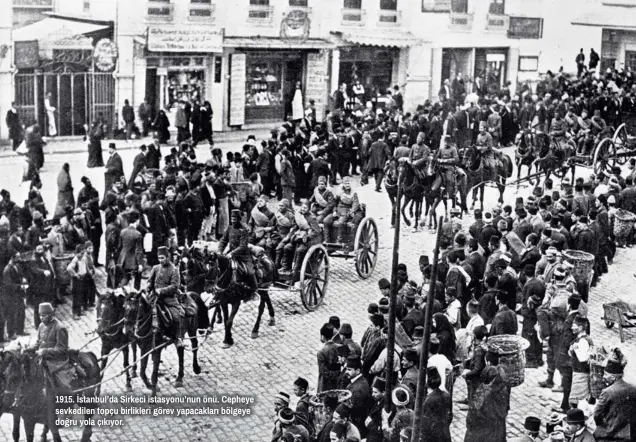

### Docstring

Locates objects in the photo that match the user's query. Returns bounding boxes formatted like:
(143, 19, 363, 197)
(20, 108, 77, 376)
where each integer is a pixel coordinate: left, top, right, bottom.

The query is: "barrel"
(486, 335, 530, 388)
(563, 249, 595, 285)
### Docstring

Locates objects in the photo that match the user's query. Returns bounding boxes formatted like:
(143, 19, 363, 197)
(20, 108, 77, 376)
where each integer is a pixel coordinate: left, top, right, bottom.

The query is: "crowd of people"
(1, 61, 636, 441)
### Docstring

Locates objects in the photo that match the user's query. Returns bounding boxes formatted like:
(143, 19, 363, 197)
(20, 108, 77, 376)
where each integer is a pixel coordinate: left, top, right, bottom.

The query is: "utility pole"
(411, 216, 444, 441)
(384, 168, 403, 412)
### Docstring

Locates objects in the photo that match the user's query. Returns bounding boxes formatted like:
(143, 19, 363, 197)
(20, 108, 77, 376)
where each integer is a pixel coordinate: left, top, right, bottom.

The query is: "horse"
(420, 159, 469, 226)
(0, 345, 100, 442)
(96, 288, 138, 392)
(206, 251, 276, 347)
(123, 288, 208, 396)
(514, 128, 541, 184)
(461, 145, 513, 211)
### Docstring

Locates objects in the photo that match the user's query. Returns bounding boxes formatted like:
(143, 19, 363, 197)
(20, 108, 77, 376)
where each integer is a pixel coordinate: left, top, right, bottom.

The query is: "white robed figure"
(44, 92, 57, 137)
(292, 81, 304, 121)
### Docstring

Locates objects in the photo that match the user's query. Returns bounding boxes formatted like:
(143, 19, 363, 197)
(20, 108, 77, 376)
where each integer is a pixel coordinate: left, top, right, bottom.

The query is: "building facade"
(1, 0, 613, 141)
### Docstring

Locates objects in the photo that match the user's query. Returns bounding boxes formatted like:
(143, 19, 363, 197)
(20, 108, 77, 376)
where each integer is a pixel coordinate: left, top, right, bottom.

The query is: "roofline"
(43, 12, 114, 27)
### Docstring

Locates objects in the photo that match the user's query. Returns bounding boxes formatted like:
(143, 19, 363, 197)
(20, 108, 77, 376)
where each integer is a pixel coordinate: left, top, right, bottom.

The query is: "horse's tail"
(503, 155, 513, 178)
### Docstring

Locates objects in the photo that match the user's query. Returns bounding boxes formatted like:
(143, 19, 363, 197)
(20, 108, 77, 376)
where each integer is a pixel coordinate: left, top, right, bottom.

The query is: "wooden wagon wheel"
(299, 245, 330, 312)
(593, 138, 617, 176)
(613, 123, 629, 165)
(354, 217, 379, 279)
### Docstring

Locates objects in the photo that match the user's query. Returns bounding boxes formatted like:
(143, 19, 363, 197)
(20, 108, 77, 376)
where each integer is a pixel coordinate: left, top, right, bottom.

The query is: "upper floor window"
(83, 0, 90, 12)
(250, 0, 269, 4)
(451, 0, 467, 13)
(380, 0, 397, 10)
(344, 0, 362, 8)
(289, 0, 308, 6)
(489, 0, 504, 14)
(190, 0, 213, 19)
(422, 0, 450, 12)
(147, 0, 173, 19)
(508, 17, 543, 39)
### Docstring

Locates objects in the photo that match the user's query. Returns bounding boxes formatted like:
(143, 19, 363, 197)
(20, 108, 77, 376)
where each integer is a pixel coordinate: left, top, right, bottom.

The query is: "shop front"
(12, 17, 114, 136)
(441, 47, 509, 94)
(338, 46, 398, 101)
(144, 26, 224, 131)
(225, 37, 332, 127)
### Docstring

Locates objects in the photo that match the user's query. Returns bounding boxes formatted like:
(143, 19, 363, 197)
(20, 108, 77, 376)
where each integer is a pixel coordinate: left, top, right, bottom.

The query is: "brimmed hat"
(547, 411, 562, 426)
(564, 408, 586, 424)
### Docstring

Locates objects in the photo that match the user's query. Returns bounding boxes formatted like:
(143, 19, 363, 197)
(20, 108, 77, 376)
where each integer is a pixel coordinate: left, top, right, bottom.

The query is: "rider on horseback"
(433, 135, 463, 200)
(409, 132, 431, 180)
(476, 121, 496, 178)
(550, 111, 571, 166)
(147, 246, 186, 346)
(218, 209, 258, 291)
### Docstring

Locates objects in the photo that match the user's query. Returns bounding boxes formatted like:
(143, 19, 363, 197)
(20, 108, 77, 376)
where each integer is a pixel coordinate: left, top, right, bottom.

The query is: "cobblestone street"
(0, 146, 635, 441)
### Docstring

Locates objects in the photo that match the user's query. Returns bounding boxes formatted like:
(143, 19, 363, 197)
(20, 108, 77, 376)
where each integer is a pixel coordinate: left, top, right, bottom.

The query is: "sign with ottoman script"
(148, 27, 223, 52)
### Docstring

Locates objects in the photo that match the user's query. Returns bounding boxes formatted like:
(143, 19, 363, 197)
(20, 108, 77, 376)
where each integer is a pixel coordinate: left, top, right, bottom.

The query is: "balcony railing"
(378, 9, 401, 25)
(146, 1, 174, 21)
(247, 4, 274, 25)
(449, 11, 473, 30)
(341, 8, 367, 25)
(12, 0, 53, 7)
(485, 13, 509, 32)
(189, 3, 216, 21)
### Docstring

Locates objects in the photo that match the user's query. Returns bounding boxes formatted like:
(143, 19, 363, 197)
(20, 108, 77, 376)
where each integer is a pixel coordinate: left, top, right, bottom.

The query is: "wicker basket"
(589, 346, 608, 399)
(614, 209, 636, 239)
(486, 335, 530, 388)
(53, 253, 75, 287)
(563, 249, 595, 285)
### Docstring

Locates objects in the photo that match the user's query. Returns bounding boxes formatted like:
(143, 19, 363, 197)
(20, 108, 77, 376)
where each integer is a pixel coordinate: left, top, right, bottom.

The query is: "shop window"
(422, 0, 451, 11)
(518, 56, 538, 72)
(245, 59, 283, 107)
(380, 0, 397, 10)
(166, 70, 205, 109)
(451, 0, 467, 13)
(508, 17, 543, 39)
(289, 0, 308, 6)
(147, 0, 173, 20)
(489, 0, 504, 14)
(626, 52, 636, 72)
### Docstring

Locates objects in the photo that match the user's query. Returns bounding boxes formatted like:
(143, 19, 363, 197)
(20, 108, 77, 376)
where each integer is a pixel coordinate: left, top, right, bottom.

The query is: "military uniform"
(409, 142, 431, 177)
(36, 317, 69, 361)
(476, 131, 496, 177)
(309, 185, 336, 223)
(434, 141, 461, 199)
(324, 189, 363, 244)
(219, 221, 257, 290)
(147, 258, 185, 343)
(283, 211, 323, 280)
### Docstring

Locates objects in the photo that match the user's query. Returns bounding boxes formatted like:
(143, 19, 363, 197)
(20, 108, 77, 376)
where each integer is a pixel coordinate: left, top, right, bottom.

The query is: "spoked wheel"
(299, 245, 330, 312)
(354, 217, 379, 279)
(593, 138, 617, 176)
(613, 124, 628, 165)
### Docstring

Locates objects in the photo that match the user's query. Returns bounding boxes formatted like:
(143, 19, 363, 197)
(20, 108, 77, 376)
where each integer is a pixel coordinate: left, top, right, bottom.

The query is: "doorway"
(284, 58, 303, 120)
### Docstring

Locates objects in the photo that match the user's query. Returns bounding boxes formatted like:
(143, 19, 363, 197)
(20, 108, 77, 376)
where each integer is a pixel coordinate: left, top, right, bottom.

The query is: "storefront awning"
(223, 37, 333, 50)
(13, 17, 109, 43)
(331, 30, 424, 48)
(572, 5, 636, 30)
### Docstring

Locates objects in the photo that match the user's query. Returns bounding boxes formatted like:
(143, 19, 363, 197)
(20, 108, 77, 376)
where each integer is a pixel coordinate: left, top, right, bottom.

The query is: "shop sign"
(93, 38, 118, 72)
(229, 54, 246, 126)
(305, 52, 327, 123)
(148, 27, 222, 53)
(280, 9, 310, 42)
(15, 41, 39, 69)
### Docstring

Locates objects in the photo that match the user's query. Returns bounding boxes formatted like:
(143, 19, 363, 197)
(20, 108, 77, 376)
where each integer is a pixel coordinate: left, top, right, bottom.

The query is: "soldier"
(280, 201, 322, 281)
(434, 135, 463, 204)
(219, 210, 258, 290)
(146, 246, 185, 345)
(271, 199, 296, 270)
(308, 176, 335, 223)
(324, 177, 363, 245)
(408, 131, 431, 179)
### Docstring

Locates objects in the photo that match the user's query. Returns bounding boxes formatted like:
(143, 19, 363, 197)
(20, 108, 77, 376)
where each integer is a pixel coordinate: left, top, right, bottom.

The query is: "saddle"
(42, 350, 99, 395)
